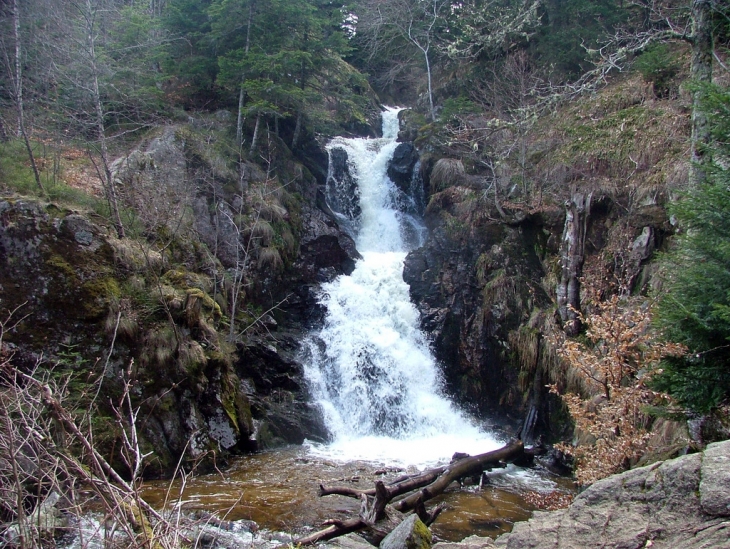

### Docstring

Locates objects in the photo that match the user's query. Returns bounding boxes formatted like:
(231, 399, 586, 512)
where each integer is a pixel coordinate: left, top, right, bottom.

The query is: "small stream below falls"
(141, 446, 574, 541)
(142, 108, 575, 543)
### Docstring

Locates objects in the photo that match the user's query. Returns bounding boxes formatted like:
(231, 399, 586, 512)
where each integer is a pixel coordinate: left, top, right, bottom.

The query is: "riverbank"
(433, 439, 730, 549)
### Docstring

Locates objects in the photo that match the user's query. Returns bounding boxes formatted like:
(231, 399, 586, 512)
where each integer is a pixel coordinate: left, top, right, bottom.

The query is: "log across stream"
(141, 444, 575, 542)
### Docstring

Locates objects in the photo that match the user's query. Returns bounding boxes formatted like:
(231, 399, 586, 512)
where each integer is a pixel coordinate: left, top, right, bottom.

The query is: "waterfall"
(304, 108, 499, 467)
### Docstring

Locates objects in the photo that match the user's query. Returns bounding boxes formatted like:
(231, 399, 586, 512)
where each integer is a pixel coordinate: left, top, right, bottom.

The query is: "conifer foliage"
(653, 84, 730, 413)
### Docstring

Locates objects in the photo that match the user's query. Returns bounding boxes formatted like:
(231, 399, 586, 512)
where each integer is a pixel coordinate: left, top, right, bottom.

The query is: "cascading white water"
(304, 108, 500, 467)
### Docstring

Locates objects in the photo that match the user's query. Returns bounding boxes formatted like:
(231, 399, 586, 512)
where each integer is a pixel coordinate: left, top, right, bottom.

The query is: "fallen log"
(393, 440, 524, 513)
(293, 517, 364, 546)
(292, 440, 525, 547)
(319, 466, 447, 499)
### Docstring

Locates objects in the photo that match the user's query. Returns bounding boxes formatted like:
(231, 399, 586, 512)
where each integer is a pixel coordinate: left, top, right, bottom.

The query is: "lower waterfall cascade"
(303, 108, 501, 467)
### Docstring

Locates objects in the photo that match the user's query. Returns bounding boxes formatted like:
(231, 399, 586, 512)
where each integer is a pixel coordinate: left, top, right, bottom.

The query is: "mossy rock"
(162, 268, 212, 293)
(178, 340, 208, 374)
(381, 514, 432, 549)
(80, 277, 121, 319)
(221, 367, 254, 438)
(399, 109, 428, 142)
(46, 254, 78, 282)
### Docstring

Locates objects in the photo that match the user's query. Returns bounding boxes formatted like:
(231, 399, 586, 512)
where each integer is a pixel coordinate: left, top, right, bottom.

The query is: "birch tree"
(0, 0, 43, 192)
(50, 0, 164, 238)
(356, 0, 449, 120)
(62, 0, 126, 237)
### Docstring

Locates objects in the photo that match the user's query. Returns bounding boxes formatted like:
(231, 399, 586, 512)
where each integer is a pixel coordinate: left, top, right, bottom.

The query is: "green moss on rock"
(46, 254, 78, 281)
(80, 277, 121, 319)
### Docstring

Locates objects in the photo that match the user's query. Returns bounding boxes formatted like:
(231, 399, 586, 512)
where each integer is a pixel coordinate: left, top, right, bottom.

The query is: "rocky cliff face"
(403, 197, 560, 428)
(401, 178, 673, 441)
(398, 75, 687, 442)
(0, 118, 362, 475)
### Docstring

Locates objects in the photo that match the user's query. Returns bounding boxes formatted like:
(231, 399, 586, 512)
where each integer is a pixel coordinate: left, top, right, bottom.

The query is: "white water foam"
(304, 108, 501, 468)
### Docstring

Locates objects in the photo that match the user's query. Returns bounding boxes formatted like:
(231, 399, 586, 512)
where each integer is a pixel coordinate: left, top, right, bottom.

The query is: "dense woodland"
(1, 0, 730, 546)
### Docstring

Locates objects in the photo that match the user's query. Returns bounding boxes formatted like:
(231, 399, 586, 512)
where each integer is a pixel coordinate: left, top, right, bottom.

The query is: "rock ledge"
(493, 439, 730, 548)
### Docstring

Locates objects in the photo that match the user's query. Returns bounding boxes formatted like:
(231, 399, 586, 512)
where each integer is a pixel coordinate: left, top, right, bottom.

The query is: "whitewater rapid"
(304, 108, 500, 468)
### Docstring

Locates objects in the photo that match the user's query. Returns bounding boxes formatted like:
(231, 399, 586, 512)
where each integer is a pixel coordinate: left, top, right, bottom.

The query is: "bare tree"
(236, 0, 257, 150)
(0, 0, 44, 193)
(442, 0, 541, 60)
(221, 131, 290, 341)
(80, 0, 126, 237)
(43, 0, 166, 237)
(357, 0, 449, 120)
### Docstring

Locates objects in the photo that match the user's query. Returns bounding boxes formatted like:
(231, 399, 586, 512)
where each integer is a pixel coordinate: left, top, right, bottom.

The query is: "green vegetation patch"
(46, 254, 78, 282)
(80, 277, 122, 319)
(532, 73, 690, 197)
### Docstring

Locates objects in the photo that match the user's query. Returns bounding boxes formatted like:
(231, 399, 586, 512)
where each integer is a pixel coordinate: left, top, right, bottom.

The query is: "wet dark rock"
(388, 144, 427, 219)
(534, 447, 574, 477)
(296, 132, 331, 189)
(235, 333, 328, 448)
(403, 200, 551, 424)
(388, 143, 419, 191)
(326, 146, 361, 227)
(278, 201, 361, 330)
(299, 204, 361, 278)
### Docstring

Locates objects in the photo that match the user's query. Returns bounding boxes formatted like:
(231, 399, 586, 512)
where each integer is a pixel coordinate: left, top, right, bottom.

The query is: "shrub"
(633, 43, 682, 98)
(550, 293, 685, 485)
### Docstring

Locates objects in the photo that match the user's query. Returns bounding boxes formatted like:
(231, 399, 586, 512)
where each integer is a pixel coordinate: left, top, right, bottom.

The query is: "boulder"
(326, 146, 361, 228)
(494, 440, 730, 548)
(298, 203, 361, 279)
(329, 534, 380, 549)
(235, 334, 329, 448)
(387, 143, 419, 191)
(3, 491, 69, 544)
(433, 535, 495, 549)
(397, 109, 427, 142)
(380, 515, 432, 549)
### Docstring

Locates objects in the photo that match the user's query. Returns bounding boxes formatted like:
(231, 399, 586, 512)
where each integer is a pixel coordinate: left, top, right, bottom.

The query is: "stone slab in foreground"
(494, 440, 730, 549)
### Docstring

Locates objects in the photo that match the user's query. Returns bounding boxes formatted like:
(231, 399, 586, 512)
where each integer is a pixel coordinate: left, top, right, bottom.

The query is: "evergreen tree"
(161, 0, 218, 106)
(654, 83, 730, 412)
(212, 0, 354, 150)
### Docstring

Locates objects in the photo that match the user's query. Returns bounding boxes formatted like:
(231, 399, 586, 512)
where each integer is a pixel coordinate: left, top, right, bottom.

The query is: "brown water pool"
(141, 446, 575, 541)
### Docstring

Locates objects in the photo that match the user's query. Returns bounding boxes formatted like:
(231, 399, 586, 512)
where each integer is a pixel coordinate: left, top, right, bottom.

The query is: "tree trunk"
(12, 0, 44, 194)
(0, 115, 8, 142)
(86, 0, 124, 238)
(291, 112, 303, 150)
(689, 0, 713, 186)
(249, 113, 261, 156)
(557, 192, 592, 336)
(391, 440, 524, 513)
(236, 0, 255, 151)
(236, 86, 245, 149)
(424, 48, 435, 121)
